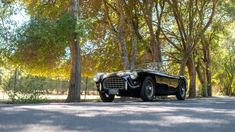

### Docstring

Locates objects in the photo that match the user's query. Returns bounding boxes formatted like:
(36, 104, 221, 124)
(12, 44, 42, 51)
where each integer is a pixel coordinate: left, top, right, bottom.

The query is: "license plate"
(108, 89, 119, 95)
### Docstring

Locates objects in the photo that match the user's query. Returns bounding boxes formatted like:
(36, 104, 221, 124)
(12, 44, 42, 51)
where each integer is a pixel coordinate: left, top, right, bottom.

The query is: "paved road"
(0, 97, 235, 132)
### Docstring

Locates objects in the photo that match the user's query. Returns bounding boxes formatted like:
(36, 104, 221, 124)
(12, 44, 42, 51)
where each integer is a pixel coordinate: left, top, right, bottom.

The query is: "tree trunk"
(179, 54, 189, 75)
(119, 0, 138, 70)
(225, 84, 231, 96)
(130, 28, 137, 70)
(187, 55, 196, 98)
(155, 32, 162, 63)
(196, 59, 208, 97)
(149, 23, 161, 63)
(229, 76, 234, 96)
(225, 77, 234, 96)
(206, 68, 212, 96)
(205, 43, 212, 96)
(155, 0, 164, 64)
(117, 0, 130, 70)
(143, 1, 161, 63)
(179, 60, 187, 76)
(202, 36, 212, 97)
(66, 0, 81, 102)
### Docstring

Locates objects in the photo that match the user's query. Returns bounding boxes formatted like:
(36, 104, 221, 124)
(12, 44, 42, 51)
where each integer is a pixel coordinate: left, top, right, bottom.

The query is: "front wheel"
(99, 92, 115, 102)
(176, 79, 186, 100)
(140, 76, 155, 101)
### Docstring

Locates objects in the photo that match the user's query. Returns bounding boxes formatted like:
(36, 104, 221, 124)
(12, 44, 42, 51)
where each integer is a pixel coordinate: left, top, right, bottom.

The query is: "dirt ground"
(0, 91, 100, 102)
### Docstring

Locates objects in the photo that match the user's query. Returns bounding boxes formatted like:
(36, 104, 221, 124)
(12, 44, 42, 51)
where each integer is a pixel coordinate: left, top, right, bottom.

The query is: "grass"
(0, 97, 102, 104)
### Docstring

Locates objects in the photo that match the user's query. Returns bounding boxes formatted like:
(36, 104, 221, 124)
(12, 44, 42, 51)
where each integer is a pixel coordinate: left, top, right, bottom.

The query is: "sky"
(0, 2, 29, 50)
(10, 3, 30, 26)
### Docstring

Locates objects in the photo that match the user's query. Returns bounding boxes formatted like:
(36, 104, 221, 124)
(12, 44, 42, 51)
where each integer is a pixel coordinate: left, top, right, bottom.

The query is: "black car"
(94, 64, 187, 102)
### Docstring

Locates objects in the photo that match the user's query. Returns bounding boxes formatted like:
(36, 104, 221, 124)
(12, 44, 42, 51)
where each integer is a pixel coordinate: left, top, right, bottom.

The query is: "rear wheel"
(176, 79, 186, 100)
(140, 76, 155, 101)
(99, 92, 115, 102)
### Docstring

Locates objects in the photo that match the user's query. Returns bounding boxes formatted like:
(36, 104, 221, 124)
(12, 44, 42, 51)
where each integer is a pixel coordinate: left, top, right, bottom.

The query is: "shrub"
(2, 75, 48, 103)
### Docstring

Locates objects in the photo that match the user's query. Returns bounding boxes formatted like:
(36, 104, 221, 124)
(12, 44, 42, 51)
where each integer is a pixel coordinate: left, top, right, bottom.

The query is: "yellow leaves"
(22, 0, 70, 18)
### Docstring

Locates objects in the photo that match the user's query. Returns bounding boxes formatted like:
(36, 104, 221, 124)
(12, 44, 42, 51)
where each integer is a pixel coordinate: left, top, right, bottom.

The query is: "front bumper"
(96, 76, 141, 97)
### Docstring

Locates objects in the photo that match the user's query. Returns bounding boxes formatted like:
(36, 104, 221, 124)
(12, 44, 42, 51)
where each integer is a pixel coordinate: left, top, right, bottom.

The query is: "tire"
(140, 76, 155, 101)
(176, 79, 186, 100)
(99, 92, 115, 102)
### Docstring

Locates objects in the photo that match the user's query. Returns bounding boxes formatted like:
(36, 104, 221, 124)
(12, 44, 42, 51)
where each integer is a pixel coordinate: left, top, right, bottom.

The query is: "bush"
(1, 68, 98, 103)
(2, 75, 50, 103)
(6, 91, 47, 104)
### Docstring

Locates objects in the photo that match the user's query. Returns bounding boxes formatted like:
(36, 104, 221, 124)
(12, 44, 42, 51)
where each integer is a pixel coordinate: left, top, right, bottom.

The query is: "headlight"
(130, 72, 138, 79)
(117, 71, 126, 76)
(93, 73, 104, 82)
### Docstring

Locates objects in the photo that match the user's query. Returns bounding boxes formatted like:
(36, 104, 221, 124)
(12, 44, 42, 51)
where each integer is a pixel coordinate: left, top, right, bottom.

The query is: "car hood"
(100, 69, 179, 80)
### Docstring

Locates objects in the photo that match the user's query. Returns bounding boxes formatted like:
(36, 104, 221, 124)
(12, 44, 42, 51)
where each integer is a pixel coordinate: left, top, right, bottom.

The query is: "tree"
(13, 0, 82, 102)
(102, 0, 141, 70)
(195, 0, 235, 97)
(66, 0, 81, 102)
(0, 1, 17, 66)
(138, 0, 163, 64)
(116, 0, 130, 70)
(214, 31, 235, 96)
(3, 0, 235, 99)
(162, 0, 217, 97)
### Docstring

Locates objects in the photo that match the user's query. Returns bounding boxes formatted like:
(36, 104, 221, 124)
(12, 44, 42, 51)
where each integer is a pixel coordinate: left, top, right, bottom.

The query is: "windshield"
(134, 62, 166, 73)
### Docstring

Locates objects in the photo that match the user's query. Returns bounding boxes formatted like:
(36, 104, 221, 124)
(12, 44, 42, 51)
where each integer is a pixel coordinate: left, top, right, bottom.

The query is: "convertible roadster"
(94, 63, 187, 102)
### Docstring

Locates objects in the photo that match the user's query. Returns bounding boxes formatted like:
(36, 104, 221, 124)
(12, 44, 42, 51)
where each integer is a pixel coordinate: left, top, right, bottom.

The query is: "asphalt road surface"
(0, 97, 235, 132)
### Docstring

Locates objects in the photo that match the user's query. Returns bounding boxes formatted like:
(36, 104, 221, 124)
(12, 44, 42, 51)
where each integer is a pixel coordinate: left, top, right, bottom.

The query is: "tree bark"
(149, 22, 161, 63)
(143, 0, 161, 63)
(206, 66, 212, 96)
(225, 76, 234, 96)
(196, 59, 208, 97)
(125, 0, 138, 70)
(179, 53, 189, 75)
(205, 43, 212, 96)
(229, 76, 234, 96)
(155, 0, 165, 63)
(66, 0, 81, 102)
(187, 55, 196, 98)
(117, 0, 130, 70)
(202, 36, 212, 96)
(130, 28, 137, 70)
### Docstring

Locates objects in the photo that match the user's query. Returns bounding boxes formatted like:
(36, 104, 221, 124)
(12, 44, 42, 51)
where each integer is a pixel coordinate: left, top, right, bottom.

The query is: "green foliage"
(0, 1, 19, 65)
(3, 76, 46, 102)
(8, 9, 97, 77)
(211, 25, 235, 95)
(0, 68, 97, 103)
(75, 18, 97, 38)
(220, 0, 235, 20)
(6, 91, 48, 104)
(1, 0, 235, 98)
(3, 74, 69, 94)
(9, 13, 75, 75)
(1, 69, 69, 103)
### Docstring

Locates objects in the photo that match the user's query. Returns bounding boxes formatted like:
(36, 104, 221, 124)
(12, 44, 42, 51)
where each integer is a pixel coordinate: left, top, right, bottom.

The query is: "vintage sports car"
(94, 63, 187, 102)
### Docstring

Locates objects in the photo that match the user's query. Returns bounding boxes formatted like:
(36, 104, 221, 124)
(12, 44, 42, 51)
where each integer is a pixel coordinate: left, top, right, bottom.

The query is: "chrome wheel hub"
(146, 81, 154, 98)
(181, 85, 186, 97)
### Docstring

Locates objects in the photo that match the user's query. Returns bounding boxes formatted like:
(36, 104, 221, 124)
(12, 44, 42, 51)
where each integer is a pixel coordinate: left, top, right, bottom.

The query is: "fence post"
(84, 77, 88, 101)
(13, 68, 18, 102)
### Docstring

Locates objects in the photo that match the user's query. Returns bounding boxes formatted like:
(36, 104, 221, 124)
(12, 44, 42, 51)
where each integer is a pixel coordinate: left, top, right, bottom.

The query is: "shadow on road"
(0, 97, 235, 132)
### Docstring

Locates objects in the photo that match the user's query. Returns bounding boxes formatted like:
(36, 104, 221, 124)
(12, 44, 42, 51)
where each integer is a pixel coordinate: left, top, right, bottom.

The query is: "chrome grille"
(103, 76, 126, 89)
